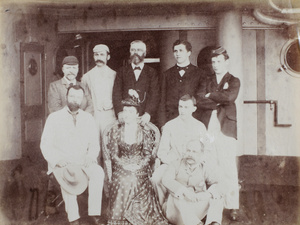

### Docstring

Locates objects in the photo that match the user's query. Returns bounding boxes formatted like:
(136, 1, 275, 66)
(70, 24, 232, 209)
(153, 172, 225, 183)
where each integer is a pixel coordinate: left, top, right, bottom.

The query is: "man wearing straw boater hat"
(41, 85, 104, 225)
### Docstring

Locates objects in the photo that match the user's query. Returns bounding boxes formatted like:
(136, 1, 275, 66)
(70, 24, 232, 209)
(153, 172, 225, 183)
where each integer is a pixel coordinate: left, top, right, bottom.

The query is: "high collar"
(176, 61, 191, 68)
(131, 62, 145, 70)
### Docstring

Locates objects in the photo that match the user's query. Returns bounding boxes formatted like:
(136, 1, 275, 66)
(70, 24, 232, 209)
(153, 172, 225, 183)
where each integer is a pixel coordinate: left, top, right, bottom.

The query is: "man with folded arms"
(41, 85, 104, 225)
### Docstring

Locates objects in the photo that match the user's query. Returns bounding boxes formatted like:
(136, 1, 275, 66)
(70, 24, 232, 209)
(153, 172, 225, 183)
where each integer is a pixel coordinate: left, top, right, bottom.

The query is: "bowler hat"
(62, 56, 79, 65)
(53, 164, 88, 195)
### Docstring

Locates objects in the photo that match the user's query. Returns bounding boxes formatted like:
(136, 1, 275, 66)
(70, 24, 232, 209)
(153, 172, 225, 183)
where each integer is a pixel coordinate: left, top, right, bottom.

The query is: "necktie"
(69, 111, 78, 126)
(134, 66, 141, 70)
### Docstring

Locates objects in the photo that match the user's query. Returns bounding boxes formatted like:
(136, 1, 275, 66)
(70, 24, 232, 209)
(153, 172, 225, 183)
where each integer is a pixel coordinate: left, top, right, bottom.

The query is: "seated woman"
(106, 92, 168, 225)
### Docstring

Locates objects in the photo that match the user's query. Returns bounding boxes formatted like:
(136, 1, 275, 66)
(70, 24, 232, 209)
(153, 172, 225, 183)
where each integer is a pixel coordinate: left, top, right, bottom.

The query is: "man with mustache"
(82, 44, 117, 138)
(48, 56, 93, 114)
(162, 139, 223, 225)
(113, 40, 160, 126)
(41, 85, 105, 225)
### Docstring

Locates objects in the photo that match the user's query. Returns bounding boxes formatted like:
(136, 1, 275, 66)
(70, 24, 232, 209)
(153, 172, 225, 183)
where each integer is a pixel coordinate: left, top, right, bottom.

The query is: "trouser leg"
(83, 164, 105, 216)
(60, 188, 79, 222)
(151, 164, 168, 207)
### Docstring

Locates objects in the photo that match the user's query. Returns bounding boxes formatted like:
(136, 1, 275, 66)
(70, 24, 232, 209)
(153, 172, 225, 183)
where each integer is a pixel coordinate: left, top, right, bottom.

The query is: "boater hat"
(53, 164, 88, 195)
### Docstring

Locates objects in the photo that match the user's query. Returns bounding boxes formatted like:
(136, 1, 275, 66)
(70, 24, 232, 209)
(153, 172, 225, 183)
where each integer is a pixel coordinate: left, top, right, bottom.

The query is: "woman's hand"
(123, 164, 140, 172)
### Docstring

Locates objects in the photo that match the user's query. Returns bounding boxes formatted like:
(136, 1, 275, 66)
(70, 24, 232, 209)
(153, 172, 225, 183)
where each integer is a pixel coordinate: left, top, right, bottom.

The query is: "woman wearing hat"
(106, 90, 168, 225)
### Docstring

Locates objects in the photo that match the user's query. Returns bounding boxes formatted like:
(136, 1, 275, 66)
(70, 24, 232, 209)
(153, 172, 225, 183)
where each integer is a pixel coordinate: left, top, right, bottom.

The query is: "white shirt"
(40, 107, 100, 174)
(81, 65, 116, 111)
(131, 63, 144, 81)
(63, 77, 77, 86)
(157, 116, 207, 164)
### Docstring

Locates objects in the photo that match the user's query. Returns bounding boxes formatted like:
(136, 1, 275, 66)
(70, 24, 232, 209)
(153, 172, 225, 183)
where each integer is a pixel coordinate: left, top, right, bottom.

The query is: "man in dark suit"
(158, 40, 207, 128)
(113, 40, 160, 126)
(197, 46, 240, 221)
(48, 56, 93, 115)
(198, 46, 240, 139)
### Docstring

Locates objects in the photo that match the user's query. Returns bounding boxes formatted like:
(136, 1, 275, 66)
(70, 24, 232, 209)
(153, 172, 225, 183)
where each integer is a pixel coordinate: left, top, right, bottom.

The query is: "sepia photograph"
(0, 0, 299, 224)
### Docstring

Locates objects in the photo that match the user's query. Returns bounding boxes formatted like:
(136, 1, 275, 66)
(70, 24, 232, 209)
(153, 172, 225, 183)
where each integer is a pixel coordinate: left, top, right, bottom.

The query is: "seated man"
(40, 85, 104, 225)
(162, 139, 223, 225)
(152, 94, 208, 206)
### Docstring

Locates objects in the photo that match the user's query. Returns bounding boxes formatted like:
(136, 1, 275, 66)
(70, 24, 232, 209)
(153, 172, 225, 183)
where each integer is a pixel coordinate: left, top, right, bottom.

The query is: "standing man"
(41, 85, 104, 225)
(81, 44, 117, 138)
(158, 40, 207, 128)
(113, 40, 160, 126)
(152, 94, 209, 206)
(48, 56, 93, 114)
(198, 46, 240, 221)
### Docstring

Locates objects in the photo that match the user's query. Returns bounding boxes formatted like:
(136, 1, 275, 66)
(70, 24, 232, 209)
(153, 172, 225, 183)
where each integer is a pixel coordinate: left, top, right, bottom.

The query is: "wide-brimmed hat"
(53, 164, 88, 195)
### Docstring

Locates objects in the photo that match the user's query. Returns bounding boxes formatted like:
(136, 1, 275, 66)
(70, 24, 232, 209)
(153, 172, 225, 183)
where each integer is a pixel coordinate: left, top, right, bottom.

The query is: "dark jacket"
(112, 64, 160, 120)
(158, 64, 207, 127)
(198, 72, 240, 139)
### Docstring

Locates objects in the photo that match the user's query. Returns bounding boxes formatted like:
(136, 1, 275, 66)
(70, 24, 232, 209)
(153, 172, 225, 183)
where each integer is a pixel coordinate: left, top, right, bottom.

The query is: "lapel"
(136, 65, 147, 83)
(61, 78, 69, 89)
(126, 65, 137, 83)
(216, 72, 231, 91)
(209, 72, 231, 92)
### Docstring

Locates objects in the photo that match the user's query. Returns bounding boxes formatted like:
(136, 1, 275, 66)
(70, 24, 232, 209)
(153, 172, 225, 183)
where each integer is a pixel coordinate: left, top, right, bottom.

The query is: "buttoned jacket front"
(158, 64, 206, 127)
(112, 64, 160, 119)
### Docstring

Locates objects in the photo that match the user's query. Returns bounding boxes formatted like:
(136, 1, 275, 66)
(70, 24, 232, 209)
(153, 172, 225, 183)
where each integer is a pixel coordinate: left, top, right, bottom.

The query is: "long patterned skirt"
(108, 165, 169, 225)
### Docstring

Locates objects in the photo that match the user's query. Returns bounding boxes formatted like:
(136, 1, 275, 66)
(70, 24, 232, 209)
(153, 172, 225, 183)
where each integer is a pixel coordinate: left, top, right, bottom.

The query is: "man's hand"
(84, 156, 97, 167)
(196, 191, 211, 201)
(118, 111, 124, 123)
(57, 160, 68, 168)
(139, 112, 151, 126)
(183, 188, 197, 202)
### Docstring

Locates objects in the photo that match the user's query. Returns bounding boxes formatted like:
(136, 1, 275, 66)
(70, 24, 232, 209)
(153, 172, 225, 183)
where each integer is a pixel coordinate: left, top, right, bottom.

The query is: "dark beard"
(129, 53, 145, 65)
(67, 102, 80, 112)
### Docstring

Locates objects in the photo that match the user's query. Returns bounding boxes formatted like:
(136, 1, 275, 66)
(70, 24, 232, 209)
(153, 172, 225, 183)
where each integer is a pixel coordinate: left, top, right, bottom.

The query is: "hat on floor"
(53, 164, 88, 195)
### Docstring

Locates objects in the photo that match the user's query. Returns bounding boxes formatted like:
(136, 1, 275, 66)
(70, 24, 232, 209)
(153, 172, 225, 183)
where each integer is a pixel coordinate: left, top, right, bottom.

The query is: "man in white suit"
(82, 44, 117, 138)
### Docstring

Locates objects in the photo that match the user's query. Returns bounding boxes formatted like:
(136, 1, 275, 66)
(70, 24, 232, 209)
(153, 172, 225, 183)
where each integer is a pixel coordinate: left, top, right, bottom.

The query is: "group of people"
(40, 39, 240, 225)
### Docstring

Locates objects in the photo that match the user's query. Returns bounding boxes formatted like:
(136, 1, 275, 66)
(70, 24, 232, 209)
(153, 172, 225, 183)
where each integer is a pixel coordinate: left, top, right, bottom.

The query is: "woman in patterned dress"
(106, 95, 168, 225)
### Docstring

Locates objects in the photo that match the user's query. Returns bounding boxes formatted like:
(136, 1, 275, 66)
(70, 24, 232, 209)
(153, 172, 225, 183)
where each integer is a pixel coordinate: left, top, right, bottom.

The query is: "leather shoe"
(230, 209, 238, 221)
(210, 222, 220, 225)
(70, 219, 80, 225)
(91, 216, 106, 225)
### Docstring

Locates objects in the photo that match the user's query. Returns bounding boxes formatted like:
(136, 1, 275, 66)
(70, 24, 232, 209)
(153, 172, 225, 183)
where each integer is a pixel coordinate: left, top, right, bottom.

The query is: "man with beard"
(41, 85, 105, 225)
(48, 56, 93, 114)
(113, 40, 160, 126)
(162, 139, 223, 225)
(158, 40, 206, 128)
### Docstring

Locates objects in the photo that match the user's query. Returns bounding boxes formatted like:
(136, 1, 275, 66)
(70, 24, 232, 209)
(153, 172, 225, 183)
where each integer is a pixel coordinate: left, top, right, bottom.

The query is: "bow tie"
(134, 66, 141, 70)
(177, 66, 189, 71)
(69, 83, 74, 88)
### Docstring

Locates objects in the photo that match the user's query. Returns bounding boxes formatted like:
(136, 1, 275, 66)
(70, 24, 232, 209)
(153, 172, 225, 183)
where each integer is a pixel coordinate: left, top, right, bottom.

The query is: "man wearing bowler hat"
(48, 56, 93, 114)
(41, 85, 104, 225)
